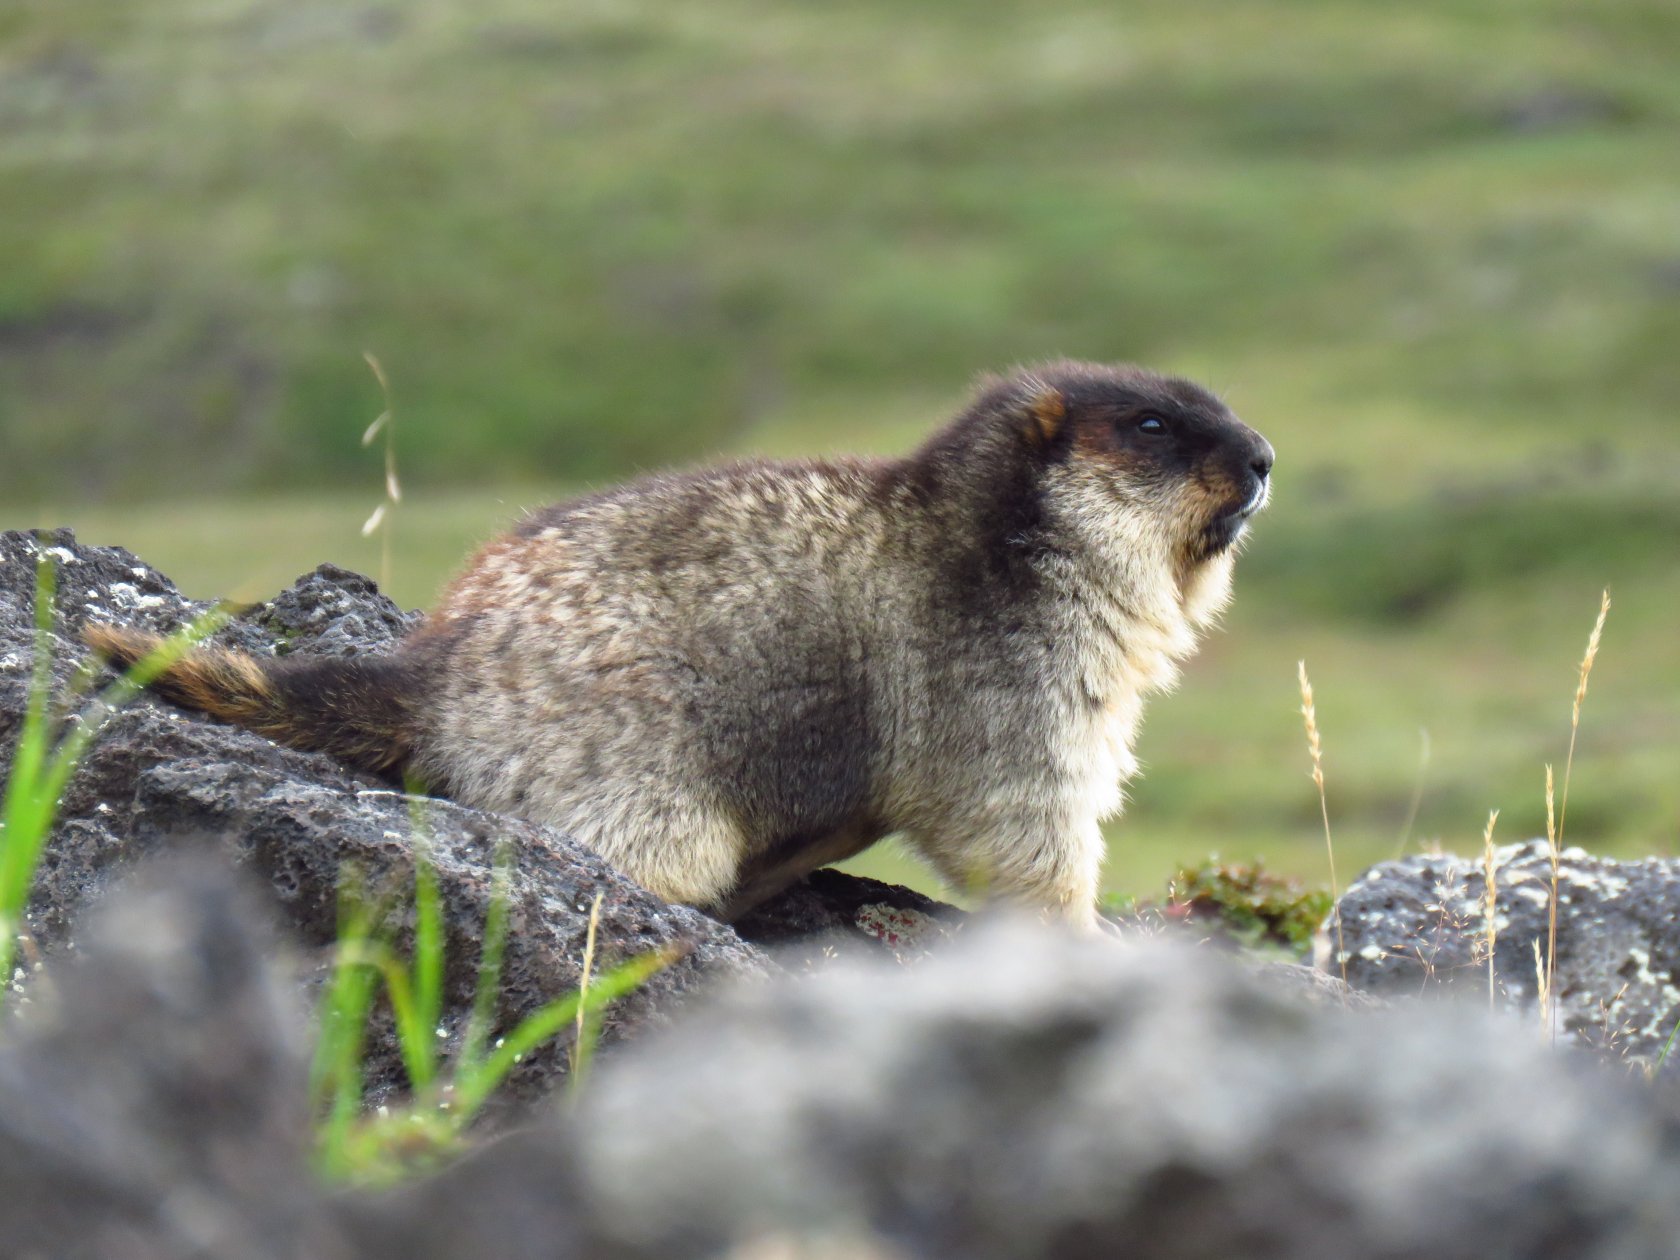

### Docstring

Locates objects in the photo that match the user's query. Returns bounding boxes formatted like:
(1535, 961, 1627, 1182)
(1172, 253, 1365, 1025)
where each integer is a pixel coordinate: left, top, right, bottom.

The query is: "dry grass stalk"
(1297, 661, 1345, 986)
(576, 890, 605, 1052)
(1536, 591, 1609, 1048)
(1480, 809, 1500, 1010)
(1392, 726, 1431, 859)
(1544, 764, 1559, 1044)
(1556, 589, 1609, 850)
(1532, 938, 1551, 1043)
(565, 889, 608, 1097)
(360, 350, 400, 591)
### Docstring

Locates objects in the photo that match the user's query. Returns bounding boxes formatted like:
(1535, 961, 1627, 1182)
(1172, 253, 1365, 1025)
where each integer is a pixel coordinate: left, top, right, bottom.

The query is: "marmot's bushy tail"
(83, 624, 418, 776)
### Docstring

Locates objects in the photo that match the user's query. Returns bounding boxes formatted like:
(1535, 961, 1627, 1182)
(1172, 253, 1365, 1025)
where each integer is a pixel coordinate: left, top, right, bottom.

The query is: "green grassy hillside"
(9, 0, 1679, 897)
(7, 0, 1679, 498)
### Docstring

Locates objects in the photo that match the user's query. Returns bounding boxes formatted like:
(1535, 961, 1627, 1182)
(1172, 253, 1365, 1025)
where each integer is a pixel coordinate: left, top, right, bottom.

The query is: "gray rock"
(10, 848, 1680, 1260)
(359, 918, 1680, 1260)
(0, 528, 951, 1109)
(732, 867, 963, 967)
(245, 561, 423, 657)
(124, 755, 765, 1110)
(0, 856, 349, 1260)
(1325, 839, 1680, 1068)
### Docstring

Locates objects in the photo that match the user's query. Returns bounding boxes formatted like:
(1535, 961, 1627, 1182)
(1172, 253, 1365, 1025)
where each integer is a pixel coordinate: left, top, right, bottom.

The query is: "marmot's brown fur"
(87, 361, 1273, 927)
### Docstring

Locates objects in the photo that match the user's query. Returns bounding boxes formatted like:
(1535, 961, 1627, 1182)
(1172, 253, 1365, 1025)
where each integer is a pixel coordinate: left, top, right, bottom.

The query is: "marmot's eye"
(1136, 415, 1168, 435)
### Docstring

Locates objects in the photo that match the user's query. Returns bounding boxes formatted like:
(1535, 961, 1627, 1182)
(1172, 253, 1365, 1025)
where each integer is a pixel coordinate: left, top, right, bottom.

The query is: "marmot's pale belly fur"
(87, 361, 1273, 927)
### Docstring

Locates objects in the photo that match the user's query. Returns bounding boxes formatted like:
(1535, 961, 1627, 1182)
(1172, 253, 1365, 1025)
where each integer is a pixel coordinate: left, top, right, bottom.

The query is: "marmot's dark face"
(1034, 364, 1274, 565)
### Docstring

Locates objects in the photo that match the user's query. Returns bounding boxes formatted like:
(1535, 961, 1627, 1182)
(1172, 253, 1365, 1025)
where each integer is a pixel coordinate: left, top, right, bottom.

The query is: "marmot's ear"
(1024, 387, 1067, 448)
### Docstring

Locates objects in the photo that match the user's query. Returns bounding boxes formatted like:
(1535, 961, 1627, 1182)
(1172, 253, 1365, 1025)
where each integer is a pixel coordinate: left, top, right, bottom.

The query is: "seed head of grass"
(1297, 661, 1325, 794)
(1557, 589, 1609, 850)
(1535, 591, 1610, 1047)
(1297, 660, 1344, 989)
(1479, 808, 1499, 1009)
(359, 350, 400, 590)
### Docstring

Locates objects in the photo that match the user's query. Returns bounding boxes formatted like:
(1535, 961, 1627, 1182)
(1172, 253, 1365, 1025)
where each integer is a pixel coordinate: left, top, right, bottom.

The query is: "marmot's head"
(934, 361, 1273, 624)
(1020, 360, 1271, 560)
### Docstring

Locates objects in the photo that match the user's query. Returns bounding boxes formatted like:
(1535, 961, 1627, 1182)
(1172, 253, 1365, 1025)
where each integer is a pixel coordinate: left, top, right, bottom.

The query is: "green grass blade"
(310, 896, 384, 1177)
(411, 846, 444, 1074)
(0, 557, 56, 853)
(453, 946, 678, 1121)
(1654, 1011, 1680, 1078)
(0, 562, 55, 984)
(371, 943, 435, 1094)
(307, 841, 676, 1175)
(310, 882, 374, 1105)
(458, 841, 514, 1076)
(314, 959, 381, 1179)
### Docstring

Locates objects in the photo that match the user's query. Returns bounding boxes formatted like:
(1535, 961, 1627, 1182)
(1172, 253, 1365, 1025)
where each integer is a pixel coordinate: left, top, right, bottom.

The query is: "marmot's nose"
(1249, 437, 1275, 482)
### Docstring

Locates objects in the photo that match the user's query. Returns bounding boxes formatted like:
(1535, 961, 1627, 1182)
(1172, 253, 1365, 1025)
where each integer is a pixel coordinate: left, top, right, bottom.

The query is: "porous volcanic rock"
(0, 528, 961, 1106)
(733, 867, 962, 965)
(1326, 840, 1680, 1069)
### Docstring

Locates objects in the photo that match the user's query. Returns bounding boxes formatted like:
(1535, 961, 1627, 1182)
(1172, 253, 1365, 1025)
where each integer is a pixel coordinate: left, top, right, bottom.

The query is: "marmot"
(87, 361, 1272, 928)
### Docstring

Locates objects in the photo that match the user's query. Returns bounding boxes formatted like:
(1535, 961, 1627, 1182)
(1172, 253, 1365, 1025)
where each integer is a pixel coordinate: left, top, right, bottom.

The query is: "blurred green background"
(7, 0, 1678, 899)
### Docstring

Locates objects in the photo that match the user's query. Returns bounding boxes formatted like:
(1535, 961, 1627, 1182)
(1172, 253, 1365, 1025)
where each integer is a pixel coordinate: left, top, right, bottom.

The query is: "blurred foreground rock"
(0, 528, 956, 1106)
(15, 854, 1680, 1260)
(374, 900, 1680, 1258)
(0, 859, 347, 1259)
(1327, 840, 1680, 1069)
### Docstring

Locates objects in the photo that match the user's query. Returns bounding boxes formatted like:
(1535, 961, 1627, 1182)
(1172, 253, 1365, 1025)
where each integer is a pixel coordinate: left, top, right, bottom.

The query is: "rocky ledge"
(0, 528, 955, 1106)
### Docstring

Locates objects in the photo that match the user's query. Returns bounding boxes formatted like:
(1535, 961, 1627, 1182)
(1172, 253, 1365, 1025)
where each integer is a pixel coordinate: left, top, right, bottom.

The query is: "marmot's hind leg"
(717, 821, 885, 921)
(910, 811, 1103, 932)
(566, 787, 748, 915)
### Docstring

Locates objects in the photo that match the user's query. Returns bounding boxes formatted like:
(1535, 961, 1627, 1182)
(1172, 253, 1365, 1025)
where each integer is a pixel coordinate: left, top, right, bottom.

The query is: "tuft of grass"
(1165, 859, 1332, 956)
(1, 550, 226, 993)
(310, 836, 681, 1183)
